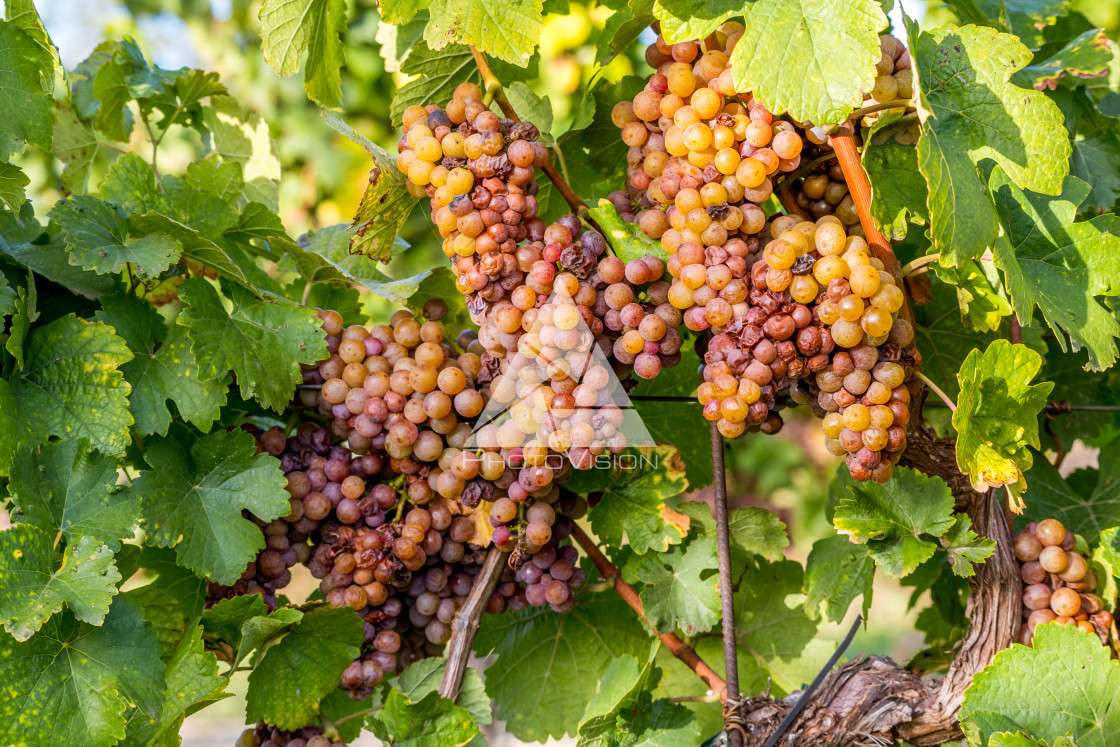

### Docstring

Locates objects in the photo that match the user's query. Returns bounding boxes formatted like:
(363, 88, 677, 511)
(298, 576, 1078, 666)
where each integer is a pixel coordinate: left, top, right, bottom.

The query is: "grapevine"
(0, 3, 1118, 747)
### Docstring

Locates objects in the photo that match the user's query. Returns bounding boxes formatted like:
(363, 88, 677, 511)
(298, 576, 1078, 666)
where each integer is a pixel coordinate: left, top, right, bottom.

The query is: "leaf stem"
(912, 370, 957, 413)
(468, 45, 587, 213)
(901, 253, 940, 277)
(570, 523, 728, 697)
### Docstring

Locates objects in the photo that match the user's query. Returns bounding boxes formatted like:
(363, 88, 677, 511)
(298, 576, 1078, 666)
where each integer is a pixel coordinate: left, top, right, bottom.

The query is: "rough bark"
(736, 422, 1021, 746)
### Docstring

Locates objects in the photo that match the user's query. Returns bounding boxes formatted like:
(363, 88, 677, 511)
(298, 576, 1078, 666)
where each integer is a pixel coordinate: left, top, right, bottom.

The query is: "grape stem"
(570, 523, 728, 696)
(468, 45, 588, 213)
(439, 545, 509, 700)
(848, 99, 913, 120)
(911, 370, 957, 413)
(900, 253, 940, 277)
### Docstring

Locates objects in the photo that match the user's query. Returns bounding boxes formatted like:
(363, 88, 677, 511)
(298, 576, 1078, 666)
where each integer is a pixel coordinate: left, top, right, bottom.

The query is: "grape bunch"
(696, 214, 915, 480)
(611, 26, 805, 225)
(305, 477, 583, 697)
(238, 724, 345, 747)
(397, 85, 549, 282)
(1013, 518, 1113, 647)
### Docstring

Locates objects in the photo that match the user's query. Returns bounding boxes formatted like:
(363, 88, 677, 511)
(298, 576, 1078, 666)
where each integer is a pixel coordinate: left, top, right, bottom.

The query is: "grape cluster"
(612, 26, 804, 225)
(1013, 518, 1113, 647)
(239, 724, 344, 747)
(397, 84, 549, 278)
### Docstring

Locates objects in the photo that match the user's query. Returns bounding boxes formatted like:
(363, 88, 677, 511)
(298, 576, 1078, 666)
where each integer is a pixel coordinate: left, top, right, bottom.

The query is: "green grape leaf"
(159, 160, 243, 238)
(653, 0, 737, 45)
(320, 111, 419, 261)
(101, 152, 161, 215)
(53, 98, 103, 196)
(95, 293, 227, 436)
(0, 525, 121, 640)
(177, 278, 326, 411)
(597, 0, 654, 65)
(1016, 28, 1112, 91)
(907, 19, 1071, 266)
(389, 41, 475, 124)
(961, 622, 1120, 747)
(587, 447, 691, 554)
(129, 212, 249, 286)
(727, 0, 887, 125)
(861, 111, 927, 240)
(0, 598, 164, 747)
(202, 96, 282, 211)
(235, 607, 303, 668)
(89, 49, 143, 143)
(1021, 436, 1120, 539)
(1048, 88, 1120, 215)
(676, 501, 789, 564)
(578, 652, 656, 742)
(803, 533, 874, 623)
(914, 278, 1012, 400)
(0, 273, 15, 316)
(942, 515, 996, 578)
(5, 269, 35, 368)
(245, 604, 364, 730)
(134, 548, 208, 619)
(0, 314, 133, 476)
(0, 19, 54, 159)
(627, 535, 719, 635)
(953, 340, 1053, 505)
(989, 733, 1077, 747)
(0, 215, 120, 299)
(942, 0, 1071, 50)
(5, 0, 58, 69)
(133, 428, 291, 584)
(393, 658, 491, 725)
(200, 592, 269, 652)
(369, 689, 479, 747)
(989, 168, 1120, 372)
(0, 161, 29, 213)
(474, 592, 649, 742)
(423, 0, 543, 67)
(9, 438, 139, 549)
(587, 199, 670, 262)
(50, 195, 180, 277)
(932, 259, 1012, 334)
(578, 646, 701, 747)
(121, 620, 227, 746)
(833, 467, 956, 578)
(258, 0, 347, 108)
(733, 559, 823, 693)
